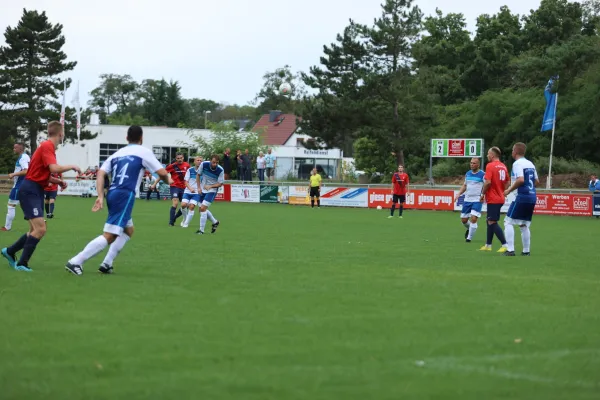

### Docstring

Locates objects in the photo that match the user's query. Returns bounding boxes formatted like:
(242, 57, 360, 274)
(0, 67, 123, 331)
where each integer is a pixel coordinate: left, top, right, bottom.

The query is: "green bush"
(431, 159, 467, 177)
(533, 156, 600, 175)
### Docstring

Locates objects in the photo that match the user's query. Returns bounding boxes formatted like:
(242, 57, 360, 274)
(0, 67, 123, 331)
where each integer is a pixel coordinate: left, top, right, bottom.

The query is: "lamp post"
(204, 110, 212, 128)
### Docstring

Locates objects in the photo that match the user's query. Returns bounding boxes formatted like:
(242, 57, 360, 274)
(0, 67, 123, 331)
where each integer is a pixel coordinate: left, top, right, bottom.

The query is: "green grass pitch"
(0, 195, 598, 399)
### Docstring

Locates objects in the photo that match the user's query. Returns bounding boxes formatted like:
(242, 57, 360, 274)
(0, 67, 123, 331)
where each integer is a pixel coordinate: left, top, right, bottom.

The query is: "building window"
(99, 143, 127, 166)
(152, 146, 198, 165)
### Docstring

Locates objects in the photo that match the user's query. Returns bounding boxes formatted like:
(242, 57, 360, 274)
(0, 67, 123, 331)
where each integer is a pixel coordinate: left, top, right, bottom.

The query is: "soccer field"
(0, 195, 598, 399)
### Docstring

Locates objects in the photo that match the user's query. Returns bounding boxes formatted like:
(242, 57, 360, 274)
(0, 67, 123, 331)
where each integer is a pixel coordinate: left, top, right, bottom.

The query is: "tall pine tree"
(0, 9, 76, 151)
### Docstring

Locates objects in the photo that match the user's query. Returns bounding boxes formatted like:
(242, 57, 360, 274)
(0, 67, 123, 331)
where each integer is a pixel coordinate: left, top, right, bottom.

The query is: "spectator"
(256, 151, 266, 182)
(265, 148, 277, 183)
(589, 174, 600, 219)
(241, 148, 252, 182)
(236, 149, 243, 181)
(222, 148, 231, 180)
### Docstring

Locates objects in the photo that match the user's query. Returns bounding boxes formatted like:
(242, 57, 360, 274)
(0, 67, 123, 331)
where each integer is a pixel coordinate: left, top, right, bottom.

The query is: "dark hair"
(490, 147, 501, 158)
(211, 154, 220, 162)
(176, 152, 184, 157)
(48, 121, 63, 137)
(127, 125, 143, 143)
(14, 142, 24, 148)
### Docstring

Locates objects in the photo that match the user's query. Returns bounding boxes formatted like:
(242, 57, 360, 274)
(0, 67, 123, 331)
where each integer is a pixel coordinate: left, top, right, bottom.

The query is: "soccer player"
(65, 125, 171, 275)
(503, 142, 539, 256)
(151, 152, 190, 226)
(180, 156, 203, 228)
(44, 172, 65, 219)
(2, 143, 30, 231)
(389, 165, 409, 218)
(455, 158, 484, 242)
(195, 155, 223, 235)
(479, 147, 509, 253)
(1, 122, 80, 272)
(308, 167, 322, 208)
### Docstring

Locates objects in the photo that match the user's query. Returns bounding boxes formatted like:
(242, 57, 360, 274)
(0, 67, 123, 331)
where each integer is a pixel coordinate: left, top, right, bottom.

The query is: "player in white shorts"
(195, 155, 223, 235)
(455, 158, 484, 242)
(180, 156, 202, 228)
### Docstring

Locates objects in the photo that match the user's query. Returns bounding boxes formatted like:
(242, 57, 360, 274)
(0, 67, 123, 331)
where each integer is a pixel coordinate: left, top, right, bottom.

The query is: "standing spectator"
(222, 148, 231, 180)
(236, 150, 243, 181)
(265, 148, 277, 183)
(256, 151, 266, 182)
(241, 149, 252, 182)
(589, 174, 600, 219)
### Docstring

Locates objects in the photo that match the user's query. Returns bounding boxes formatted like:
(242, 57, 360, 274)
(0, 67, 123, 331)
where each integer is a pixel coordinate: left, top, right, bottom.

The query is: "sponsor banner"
(139, 182, 170, 200)
(59, 179, 97, 196)
(231, 184, 260, 203)
(278, 186, 289, 204)
(288, 186, 310, 205)
(594, 194, 600, 217)
(534, 193, 592, 216)
(368, 189, 455, 210)
(454, 191, 516, 213)
(215, 184, 231, 202)
(320, 187, 368, 208)
(260, 185, 279, 203)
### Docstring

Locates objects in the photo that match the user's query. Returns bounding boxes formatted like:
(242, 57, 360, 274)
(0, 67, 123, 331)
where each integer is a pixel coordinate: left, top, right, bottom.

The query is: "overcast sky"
(1, 0, 543, 108)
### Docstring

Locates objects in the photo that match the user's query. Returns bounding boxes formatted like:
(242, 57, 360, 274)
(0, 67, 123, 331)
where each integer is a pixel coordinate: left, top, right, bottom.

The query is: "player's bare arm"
(480, 179, 491, 202)
(456, 181, 467, 200)
(8, 168, 27, 179)
(48, 175, 67, 190)
(186, 181, 196, 193)
(49, 163, 81, 175)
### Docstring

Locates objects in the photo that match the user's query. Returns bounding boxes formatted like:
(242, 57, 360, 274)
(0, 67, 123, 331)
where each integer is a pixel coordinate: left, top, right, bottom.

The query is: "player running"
(455, 158, 484, 242)
(180, 156, 202, 228)
(65, 125, 171, 275)
(389, 165, 409, 219)
(151, 152, 190, 226)
(503, 142, 539, 256)
(195, 155, 223, 235)
(2, 122, 80, 272)
(44, 172, 64, 219)
(2, 143, 30, 231)
(479, 147, 509, 253)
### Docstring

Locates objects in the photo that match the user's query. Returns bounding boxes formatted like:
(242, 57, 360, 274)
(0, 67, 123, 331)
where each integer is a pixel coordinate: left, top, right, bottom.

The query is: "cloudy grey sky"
(2, 0, 542, 107)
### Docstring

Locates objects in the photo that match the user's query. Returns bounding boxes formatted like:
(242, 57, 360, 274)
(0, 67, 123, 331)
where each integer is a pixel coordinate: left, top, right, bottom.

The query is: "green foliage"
(534, 156, 600, 175)
(107, 112, 151, 126)
(253, 65, 306, 116)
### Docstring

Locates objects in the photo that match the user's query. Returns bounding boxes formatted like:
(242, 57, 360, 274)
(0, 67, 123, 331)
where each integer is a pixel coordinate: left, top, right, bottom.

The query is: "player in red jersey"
(389, 165, 410, 219)
(44, 172, 65, 219)
(1, 121, 81, 271)
(479, 146, 509, 252)
(150, 152, 190, 226)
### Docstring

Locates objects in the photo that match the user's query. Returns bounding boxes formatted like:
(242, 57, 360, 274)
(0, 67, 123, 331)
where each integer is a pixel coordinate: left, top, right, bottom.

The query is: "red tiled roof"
(252, 113, 300, 146)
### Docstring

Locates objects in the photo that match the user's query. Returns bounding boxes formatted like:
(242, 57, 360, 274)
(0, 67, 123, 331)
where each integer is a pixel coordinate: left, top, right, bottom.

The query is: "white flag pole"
(71, 80, 81, 141)
(60, 80, 66, 144)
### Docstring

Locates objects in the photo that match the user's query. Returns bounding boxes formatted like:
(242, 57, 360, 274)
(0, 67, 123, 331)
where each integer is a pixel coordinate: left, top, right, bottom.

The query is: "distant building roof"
(252, 111, 300, 146)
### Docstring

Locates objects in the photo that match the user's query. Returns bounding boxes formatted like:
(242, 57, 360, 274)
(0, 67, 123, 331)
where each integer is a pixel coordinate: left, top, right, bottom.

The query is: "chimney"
(269, 110, 282, 122)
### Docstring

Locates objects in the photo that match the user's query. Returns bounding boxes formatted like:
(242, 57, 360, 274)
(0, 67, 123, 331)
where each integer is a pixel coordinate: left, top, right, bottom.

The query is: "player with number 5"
(503, 142, 539, 256)
(479, 146, 510, 253)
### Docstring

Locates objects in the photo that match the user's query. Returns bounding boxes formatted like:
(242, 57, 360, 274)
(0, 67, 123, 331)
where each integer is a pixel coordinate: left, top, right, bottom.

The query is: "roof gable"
(252, 113, 300, 146)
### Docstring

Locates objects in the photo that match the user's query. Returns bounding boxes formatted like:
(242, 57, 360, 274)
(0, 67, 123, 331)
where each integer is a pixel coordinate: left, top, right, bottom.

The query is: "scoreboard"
(430, 138, 483, 158)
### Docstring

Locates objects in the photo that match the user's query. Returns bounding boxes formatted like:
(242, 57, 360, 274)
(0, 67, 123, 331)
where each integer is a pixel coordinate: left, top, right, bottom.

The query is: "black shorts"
(309, 186, 320, 197)
(170, 187, 184, 201)
(44, 190, 58, 200)
(486, 203, 503, 222)
(18, 179, 45, 220)
(392, 194, 406, 204)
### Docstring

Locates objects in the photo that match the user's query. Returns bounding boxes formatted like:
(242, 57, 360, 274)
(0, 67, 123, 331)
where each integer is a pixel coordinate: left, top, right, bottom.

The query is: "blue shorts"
(199, 191, 216, 206)
(461, 201, 483, 218)
(486, 203, 503, 222)
(104, 189, 135, 235)
(8, 187, 20, 205)
(170, 187, 184, 200)
(44, 191, 58, 200)
(18, 179, 44, 220)
(505, 201, 535, 225)
(182, 192, 200, 204)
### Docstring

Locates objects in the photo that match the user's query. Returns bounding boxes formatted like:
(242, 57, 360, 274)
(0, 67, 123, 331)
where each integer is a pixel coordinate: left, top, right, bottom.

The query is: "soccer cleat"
(521, 252, 531, 256)
(195, 230, 204, 235)
(180, 220, 185, 227)
(466, 239, 471, 243)
(181, 223, 189, 228)
(15, 265, 32, 272)
(211, 221, 220, 234)
(47, 214, 54, 219)
(98, 263, 114, 274)
(65, 262, 83, 276)
(503, 251, 516, 256)
(387, 216, 393, 219)
(1, 227, 9, 232)
(169, 223, 174, 227)
(497, 247, 508, 254)
(2, 248, 17, 269)
(478, 245, 492, 251)
(399, 216, 403, 219)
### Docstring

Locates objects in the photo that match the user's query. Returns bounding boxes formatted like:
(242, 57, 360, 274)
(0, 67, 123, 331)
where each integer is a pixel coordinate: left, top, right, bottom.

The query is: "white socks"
(5, 206, 15, 230)
(183, 210, 195, 226)
(462, 221, 470, 229)
(182, 207, 189, 220)
(102, 234, 130, 267)
(69, 236, 109, 266)
(207, 210, 217, 224)
(467, 223, 478, 240)
(200, 211, 208, 232)
(520, 226, 531, 253)
(505, 224, 515, 252)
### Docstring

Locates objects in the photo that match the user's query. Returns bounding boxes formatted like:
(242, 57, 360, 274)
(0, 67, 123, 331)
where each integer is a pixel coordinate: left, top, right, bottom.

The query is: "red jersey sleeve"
(392, 174, 397, 184)
(41, 143, 57, 167)
(166, 163, 174, 173)
(484, 163, 493, 181)
(405, 174, 410, 185)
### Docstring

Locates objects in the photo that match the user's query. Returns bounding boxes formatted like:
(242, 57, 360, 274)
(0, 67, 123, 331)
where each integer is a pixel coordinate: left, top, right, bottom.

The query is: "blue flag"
(541, 76, 558, 132)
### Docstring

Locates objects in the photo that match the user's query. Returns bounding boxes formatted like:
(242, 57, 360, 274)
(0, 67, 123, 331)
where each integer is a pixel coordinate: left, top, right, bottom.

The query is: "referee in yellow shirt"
(308, 167, 322, 208)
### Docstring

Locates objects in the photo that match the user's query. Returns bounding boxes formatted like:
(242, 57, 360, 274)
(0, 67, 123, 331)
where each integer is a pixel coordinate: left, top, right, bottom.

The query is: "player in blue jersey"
(65, 126, 172, 275)
(180, 156, 202, 228)
(195, 155, 223, 235)
(455, 158, 485, 242)
(503, 142, 539, 256)
(2, 144, 30, 231)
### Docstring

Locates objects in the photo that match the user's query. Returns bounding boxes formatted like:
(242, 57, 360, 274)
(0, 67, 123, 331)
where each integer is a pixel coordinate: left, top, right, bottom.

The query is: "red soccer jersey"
(26, 140, 57, 186)
(392, 172, 410, 195)
(166, 162, 190, 189)
(484, 160, 509, 204)
(45, 173, 62, 192)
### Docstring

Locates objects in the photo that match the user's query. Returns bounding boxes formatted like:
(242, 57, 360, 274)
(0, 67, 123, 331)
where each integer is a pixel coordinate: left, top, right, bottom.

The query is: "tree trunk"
(29, 125, 37, 153)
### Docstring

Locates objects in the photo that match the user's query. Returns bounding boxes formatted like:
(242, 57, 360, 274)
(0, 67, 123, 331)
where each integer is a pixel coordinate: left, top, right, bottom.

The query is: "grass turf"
(0, 195, 599, 399)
